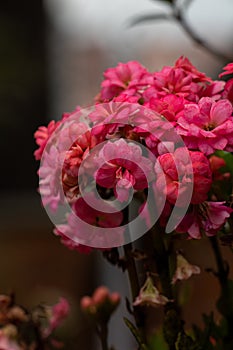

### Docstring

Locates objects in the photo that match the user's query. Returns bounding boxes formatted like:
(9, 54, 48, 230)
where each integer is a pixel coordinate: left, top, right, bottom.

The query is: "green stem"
(209, 236, 228, 286)
(209, 236, 233, 348)
(123, 243, 148, 340)
(124, 243, 140, 301)
(151, 224, 182, 350)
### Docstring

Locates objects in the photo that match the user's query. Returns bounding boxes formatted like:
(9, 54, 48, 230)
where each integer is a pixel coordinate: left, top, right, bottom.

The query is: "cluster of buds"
(80, 286, 120, 324)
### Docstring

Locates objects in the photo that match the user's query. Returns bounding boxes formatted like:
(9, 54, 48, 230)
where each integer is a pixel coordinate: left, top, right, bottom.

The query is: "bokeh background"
(1, 0, 233, 348)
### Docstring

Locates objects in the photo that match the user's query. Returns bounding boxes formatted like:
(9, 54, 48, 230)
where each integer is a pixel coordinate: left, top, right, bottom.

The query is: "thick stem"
(123, 243, 148, 342)
(124, 243, 140, 301)
(209, 236, 228, 286)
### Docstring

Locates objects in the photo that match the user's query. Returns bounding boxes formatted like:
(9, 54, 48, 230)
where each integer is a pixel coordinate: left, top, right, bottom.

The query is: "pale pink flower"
(56, 194, 124, 250)
(94, 139, 154, 202)
(177, 202, 232, 239)
(171, 253, 200, 284)
(176, 97, 233, 155)
(39, 145, 63, 212)
(0, 332, 20, 350)
(39, 121, 91, 211)
(155, 148, 212, 206)
(133, 276, 171, 307)
(100, 61, 149, 100)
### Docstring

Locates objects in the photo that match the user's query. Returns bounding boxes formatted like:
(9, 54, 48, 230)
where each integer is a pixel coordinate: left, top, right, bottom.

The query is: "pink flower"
(222, 79, 233, 105)
(171, 253, 200, 284)
(200, 80, 225, 100)
(177, 202, 232, 239)
(155, 148, 212, 206)
(175, 56, 212, 83)
(100, 61, 149, 100)
(177, 97, 233, 155)
(0, 332, 20, 350)
(94, 139, 154, 202)
(152, 65, 202, 102)
(209, 155, 230, 181)
(219, 62, 233, 78)
(43, 298, 70, 338)
(54, 228, 93, 254)
(34, 108, 81, 161)
(147, 94, 186, 123)
(133, 276, 171, 307)
(34, 120, 60, 160)
(80, 286, 120, 311)
(80, 287, 120, 322)
(39, 120, 91, 211)
(50, 298, 69, 330)
(56, 194, 124, 250)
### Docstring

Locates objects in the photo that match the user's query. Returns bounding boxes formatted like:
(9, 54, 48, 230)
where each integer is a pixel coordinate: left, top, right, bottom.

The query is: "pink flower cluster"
(0, 294, 69, 350)
(34, 56, 233, 251)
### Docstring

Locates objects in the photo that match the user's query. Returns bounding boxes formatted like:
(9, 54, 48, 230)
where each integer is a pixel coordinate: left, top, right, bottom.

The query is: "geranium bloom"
(171, 253, 200, 284)
(177, 202, 232, 239)
(133, 276, 171, 307)
(177, 97, 233, 155)
(155, 148, 212, 206)
(94, 139, 154, 202)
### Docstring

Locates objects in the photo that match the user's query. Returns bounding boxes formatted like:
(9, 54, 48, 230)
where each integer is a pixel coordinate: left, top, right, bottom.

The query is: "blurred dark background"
(0, 1, 94, 348)
(0, 0, 233, 349)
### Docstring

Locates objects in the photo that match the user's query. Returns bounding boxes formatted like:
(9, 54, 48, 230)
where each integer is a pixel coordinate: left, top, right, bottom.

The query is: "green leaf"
(129, 13, 173, 27)
(148, 331, 169, 350)
(123, 317, 148, 350)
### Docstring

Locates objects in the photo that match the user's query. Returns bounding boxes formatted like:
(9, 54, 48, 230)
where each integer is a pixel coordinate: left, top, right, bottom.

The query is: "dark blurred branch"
(130, 0, 233, 62)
